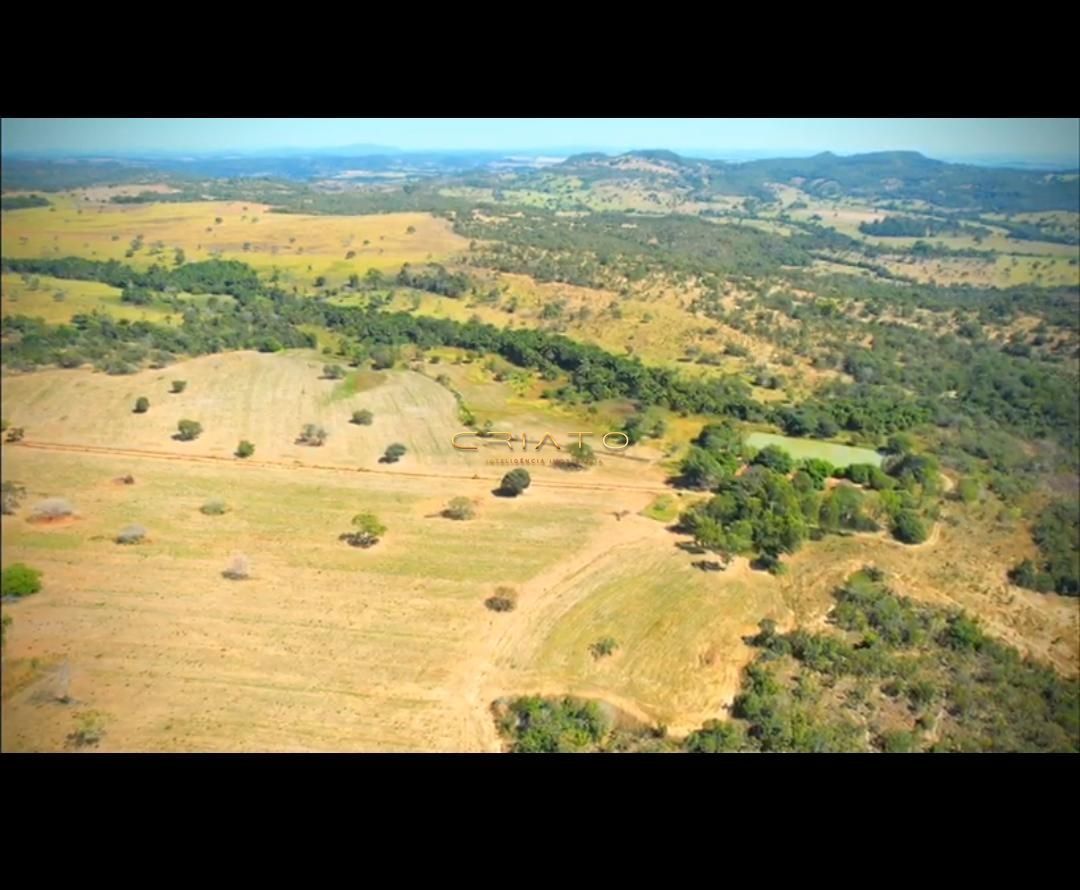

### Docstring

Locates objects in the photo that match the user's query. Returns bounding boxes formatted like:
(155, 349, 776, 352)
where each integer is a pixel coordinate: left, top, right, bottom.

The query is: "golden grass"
(1, 274, 174, 324)
(1, 198, 469, 289)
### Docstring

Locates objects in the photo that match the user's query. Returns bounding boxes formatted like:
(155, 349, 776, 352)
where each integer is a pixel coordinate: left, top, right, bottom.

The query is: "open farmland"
(1, 197, 468, 288)
(3, 131, 1078, 754)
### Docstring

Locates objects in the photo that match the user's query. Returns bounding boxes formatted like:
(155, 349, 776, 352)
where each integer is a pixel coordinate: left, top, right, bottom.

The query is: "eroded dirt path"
(449, 500, 672, 751)
(12, 440, 673, 496)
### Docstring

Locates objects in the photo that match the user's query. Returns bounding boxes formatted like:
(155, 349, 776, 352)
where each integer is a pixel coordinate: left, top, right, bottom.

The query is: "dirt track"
(12, 439, 674, 496)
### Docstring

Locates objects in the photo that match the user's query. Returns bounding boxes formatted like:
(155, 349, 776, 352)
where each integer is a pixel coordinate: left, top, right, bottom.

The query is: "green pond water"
(745, 432, 883, 468)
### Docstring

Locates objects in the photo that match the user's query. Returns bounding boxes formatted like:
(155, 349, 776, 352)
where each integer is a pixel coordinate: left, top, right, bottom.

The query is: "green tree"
(382, 443, 407, 463)
(133, 397, 150, 414)
(176, 419, 202, 441)
(799, 458, 834, 490)
(499, 468, 532, 496)
(342, 513, 387, 548)
(235, 440, 255, 459)
(753, 445, 794, 474)
(680, 446, 738, 490)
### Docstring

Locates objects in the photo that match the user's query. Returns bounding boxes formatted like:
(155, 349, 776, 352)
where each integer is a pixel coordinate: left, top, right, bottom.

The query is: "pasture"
(2, 336, 1075, 752)
(1, 197, 468, 289)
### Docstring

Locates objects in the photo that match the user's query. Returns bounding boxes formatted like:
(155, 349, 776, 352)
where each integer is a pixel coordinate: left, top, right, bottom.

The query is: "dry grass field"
(4, 352, 1076, 751)
(1, 197, 468, 289)
(3, 193, 1077, 753)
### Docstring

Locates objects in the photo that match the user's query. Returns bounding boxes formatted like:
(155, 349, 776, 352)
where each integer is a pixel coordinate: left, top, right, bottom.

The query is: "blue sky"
(2, 118, 1077, 163)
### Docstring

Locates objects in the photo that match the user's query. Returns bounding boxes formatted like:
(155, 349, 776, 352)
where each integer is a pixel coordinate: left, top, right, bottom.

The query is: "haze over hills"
(3, 148, 1078, 210)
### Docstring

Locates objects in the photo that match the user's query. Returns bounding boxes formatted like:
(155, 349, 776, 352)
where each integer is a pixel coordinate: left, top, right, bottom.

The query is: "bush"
(1, 481, 26, 515)
(485, 586, 518, 612)
(115, 524, 147, 545)
(5, 427, 25, 443)
(381, 443, 407, 463)
(1, 614, 10, 650)
(892, 510, 928, 544)
(443, 497, 475, 520)
(235, 440, 255, 459)
(322, 364, 346, 379)
(133, 396, 150, 414)
(879, 730, 917, 753)
(567, 441, 597, 468)
(753, 445, 794, 474)
(956, 477, 980, 503)
(298, 424, 328, 446)
(30, 498, 74, 521)
(590, 637, 619, 659)
(2, 563, 42, 598)
(176, 419, 202, 441)
(200, 499, 227, 516)
(370, 346, 395, 370)
(171, 380, 187, 394)
(351, 409, 374, 425)
(223, 554, 250, 580)
(499, 468, 531, 496)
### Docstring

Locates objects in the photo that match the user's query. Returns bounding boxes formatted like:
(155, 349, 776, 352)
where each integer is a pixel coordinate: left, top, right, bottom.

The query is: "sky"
(2, 118, 1078, 164)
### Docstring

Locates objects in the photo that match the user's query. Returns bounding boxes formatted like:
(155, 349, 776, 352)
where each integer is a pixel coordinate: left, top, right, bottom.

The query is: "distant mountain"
(3, 146, 1077, 213)
(553, 149, 1080, 212)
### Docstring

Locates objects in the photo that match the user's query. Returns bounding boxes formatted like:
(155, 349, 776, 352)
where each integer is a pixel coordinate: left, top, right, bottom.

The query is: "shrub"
(485, 586, 518, 612)
(322, 364, 346, 379)
(1, 613, 11, 650)
(66, 711, 106, 749)
(956, 477, 980, 503)
(443, 497, 475, 520)
(2, 563, 42, 598)
(298, 424, 328, 446)
(133, 397, 150, 414)
(892, 510, 928, 544)
(176, 419, 202, 441)
(382, 443, 407, 463)
(2, 481, 26, 515)
(171, 380, 187, 394)
(30, 498, 74, 521)
(5, 427, 26, 443)
(499, 468, 531, 497)
(753, 445, 794, 474)
(879, 730, 917, 753)
(115, 524, 147, 545)
(590, 637, 618, 659)
(200, 499, 227, 516)
(567, 441, 597, 468)
(351, 409, 374, 425)
(370, 346, 395, 370)
(235, 440, 255, 459)
(223, 554, 250, 580)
